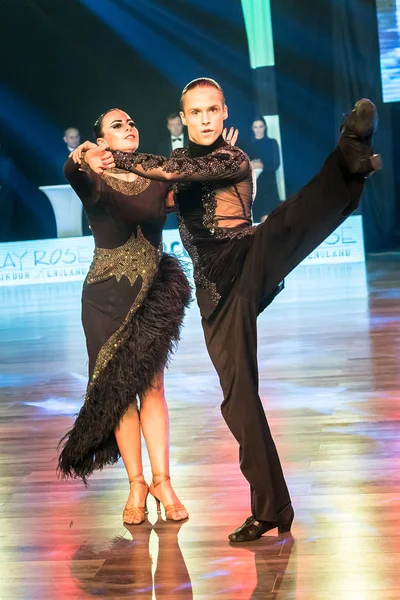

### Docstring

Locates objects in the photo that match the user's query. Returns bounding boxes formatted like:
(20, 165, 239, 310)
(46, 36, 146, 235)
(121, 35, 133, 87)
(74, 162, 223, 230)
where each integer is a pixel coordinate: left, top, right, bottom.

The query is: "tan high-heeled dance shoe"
(149, 475, 188, 521)
(123, 475, 149, 525)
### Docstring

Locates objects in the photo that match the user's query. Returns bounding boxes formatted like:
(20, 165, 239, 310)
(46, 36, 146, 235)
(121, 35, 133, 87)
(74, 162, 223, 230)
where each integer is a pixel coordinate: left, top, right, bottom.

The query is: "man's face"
(167, 116, 183, 137)
(64, 128, 81, 149)
(180, 86, 228, 145)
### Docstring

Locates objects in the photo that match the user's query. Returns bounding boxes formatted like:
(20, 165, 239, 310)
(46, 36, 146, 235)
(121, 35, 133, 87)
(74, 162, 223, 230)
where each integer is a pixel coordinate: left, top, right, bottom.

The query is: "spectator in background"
(247, 117, 281, 222)
(157, 113, 188, 156)
(63, 127, 91, 235)
(63, 127, 81, 154)
(157, 114, 188, 230)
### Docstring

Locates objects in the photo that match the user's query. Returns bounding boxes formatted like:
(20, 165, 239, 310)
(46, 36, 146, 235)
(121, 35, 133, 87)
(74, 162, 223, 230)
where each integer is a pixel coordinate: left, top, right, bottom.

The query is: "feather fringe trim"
(57, 254, 191, 484)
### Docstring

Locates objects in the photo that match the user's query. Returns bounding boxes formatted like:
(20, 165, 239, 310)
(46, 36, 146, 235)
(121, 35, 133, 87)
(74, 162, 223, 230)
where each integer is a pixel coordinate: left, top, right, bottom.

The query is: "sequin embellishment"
(101, 172, 150, 195)
(174, 197, 221, 306)
(86, 227, 162, 386)
(87, 227, 160, 286)
(111, 145, 254, 310)
(112, 146, 248, 178)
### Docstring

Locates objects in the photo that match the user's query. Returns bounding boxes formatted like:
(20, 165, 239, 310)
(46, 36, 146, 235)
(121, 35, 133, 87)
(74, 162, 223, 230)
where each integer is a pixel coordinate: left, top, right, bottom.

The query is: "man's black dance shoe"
(338, 98, 381, 177)
(228, 503, 294, 543)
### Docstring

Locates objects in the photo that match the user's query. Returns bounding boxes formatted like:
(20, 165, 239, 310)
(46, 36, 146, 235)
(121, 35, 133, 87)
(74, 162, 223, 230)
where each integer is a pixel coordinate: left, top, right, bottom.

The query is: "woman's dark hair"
(252, 116, 268, 129)
(93, 108, 124, 138)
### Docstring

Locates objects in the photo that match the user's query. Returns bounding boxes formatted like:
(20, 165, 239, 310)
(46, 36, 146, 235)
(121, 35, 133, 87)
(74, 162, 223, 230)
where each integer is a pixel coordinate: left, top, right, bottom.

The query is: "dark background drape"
(0, 0, 254, 239)
(0, 0, 398, 249)
(271, 0, 397, 250)
(0, 0, 253, 185)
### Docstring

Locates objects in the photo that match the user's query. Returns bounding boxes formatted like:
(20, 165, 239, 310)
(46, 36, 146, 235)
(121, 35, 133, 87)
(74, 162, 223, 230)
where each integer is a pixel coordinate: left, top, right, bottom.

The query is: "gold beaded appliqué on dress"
(101, 172, 151, 195)
(87, 227, 160, 285)
(86, 227, 162, 387)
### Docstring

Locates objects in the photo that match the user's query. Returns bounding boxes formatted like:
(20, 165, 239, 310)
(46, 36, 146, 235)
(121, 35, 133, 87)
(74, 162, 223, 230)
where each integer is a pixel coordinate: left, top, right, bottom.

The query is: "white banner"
(162, 215, 365, 266)
(0, 237, 93, 286)
(0, 216, 365, 287)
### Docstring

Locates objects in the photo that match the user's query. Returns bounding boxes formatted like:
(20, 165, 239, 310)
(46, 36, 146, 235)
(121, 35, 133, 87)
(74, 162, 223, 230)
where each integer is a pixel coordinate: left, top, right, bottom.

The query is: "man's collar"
(188, 134, 226, 157)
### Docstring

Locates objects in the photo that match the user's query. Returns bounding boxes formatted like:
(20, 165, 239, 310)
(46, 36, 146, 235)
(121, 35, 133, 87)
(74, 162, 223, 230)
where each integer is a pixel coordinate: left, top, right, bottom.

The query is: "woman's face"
(97, 110, 139, 151)
(252, 119, 266, 140)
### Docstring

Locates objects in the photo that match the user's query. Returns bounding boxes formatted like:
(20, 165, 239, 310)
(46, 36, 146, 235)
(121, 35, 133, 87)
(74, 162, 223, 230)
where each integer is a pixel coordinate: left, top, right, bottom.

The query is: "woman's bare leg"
(139, 371, 188, 520)
(115, 404, 148, 524)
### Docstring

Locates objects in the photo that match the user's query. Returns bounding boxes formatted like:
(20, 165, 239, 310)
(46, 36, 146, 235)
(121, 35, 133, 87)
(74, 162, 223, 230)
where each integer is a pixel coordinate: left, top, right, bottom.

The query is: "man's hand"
(222, 127, 239, 146)
(165, 189, 175, 212)
(69, 141, 97, 164)
(85, 147, 115, 174)
(250, 158, 264, 170)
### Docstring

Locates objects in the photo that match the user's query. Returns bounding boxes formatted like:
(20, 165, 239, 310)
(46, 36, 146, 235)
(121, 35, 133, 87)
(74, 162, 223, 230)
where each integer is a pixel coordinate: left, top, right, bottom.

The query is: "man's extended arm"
(110, 146, 249, 183)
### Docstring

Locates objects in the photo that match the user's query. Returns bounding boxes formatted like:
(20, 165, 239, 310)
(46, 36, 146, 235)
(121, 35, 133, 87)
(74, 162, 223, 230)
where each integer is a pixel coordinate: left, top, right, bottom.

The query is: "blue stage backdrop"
(0, 0, 397, 249)
(377, 0, 400, 103)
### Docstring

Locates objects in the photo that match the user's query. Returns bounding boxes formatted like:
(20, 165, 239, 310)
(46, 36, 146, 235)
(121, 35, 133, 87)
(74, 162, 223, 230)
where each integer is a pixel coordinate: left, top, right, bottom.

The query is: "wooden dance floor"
(0, 256, 399, 599)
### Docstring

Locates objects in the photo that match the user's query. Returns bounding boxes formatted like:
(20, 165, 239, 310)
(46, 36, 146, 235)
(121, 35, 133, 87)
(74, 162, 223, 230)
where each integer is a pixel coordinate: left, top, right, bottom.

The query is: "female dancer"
(58, 108, 191, 524)
(247, 116, 281, 222)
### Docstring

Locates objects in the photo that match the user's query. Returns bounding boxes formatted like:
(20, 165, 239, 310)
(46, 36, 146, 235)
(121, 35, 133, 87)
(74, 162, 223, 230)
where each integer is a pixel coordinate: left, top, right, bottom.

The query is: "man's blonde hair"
(180, 78, 226, 111)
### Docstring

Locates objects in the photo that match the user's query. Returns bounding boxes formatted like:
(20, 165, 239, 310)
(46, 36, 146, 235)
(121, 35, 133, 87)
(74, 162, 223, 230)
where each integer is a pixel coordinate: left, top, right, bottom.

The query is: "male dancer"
(82, 78, 381, 542)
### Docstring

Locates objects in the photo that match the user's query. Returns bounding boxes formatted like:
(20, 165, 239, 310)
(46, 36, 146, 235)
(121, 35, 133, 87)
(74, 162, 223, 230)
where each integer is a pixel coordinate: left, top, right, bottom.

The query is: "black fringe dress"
(58, 159, 191, 484)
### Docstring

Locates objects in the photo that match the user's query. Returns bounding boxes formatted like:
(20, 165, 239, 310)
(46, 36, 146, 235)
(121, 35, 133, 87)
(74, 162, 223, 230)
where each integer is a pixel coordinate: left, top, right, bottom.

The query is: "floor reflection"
(70, 520, 296, 599)
(151, 518, 192, 597)
(242, 535, 296, 599)
(71, 516, 192, 598)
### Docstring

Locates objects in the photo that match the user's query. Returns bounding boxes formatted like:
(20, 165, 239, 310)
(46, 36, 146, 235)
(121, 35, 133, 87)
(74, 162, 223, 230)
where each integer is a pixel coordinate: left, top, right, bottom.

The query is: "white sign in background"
(0, 216, 365, 287)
